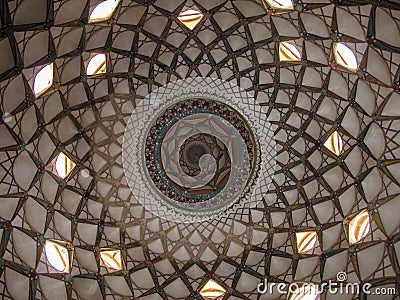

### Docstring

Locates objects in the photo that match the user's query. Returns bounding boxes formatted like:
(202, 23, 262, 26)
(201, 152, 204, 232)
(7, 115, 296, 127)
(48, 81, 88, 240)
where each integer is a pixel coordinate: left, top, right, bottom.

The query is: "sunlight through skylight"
(333, 42, 358, 73)
(45, 240, 70, 273)
(33, 63, 53, 97)
(100, 249, 123, 270)
(262, 0, 294, 10)
(279, 42, 301, 62)
(348, 209, 371, 245)
(324, 131, 343, 156)
(89, 0, 120, 23)
(87, 53, 107, 76)
(287, 283, 319, 300)
(296, 231, 318, 254)
(199, 279, 226, 299)
(178, 8, 204, 30)
(55, 152, 76, 180)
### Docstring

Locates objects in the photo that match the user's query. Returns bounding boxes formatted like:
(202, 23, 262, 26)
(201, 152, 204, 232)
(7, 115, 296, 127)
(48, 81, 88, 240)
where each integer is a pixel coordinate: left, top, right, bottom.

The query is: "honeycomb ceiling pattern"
(0, 0, 400, 299)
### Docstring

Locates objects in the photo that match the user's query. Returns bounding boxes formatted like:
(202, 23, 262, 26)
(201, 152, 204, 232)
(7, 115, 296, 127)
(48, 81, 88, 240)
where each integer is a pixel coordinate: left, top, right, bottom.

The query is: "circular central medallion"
(145, 99, 258, 204)
(123, 77, 276, 223)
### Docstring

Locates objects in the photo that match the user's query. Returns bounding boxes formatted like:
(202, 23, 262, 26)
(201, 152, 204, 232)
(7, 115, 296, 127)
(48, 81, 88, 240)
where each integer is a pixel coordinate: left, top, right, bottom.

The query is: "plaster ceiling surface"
(0, 0, 400, 299)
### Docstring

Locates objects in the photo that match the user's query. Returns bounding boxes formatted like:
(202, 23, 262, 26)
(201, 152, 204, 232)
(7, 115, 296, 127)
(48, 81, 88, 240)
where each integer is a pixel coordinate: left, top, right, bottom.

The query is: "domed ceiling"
(0, 0, 400, 299)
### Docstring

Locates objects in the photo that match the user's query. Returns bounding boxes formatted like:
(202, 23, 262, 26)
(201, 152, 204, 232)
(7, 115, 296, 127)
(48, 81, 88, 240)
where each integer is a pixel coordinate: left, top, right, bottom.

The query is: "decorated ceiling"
(0, 0, 400, 299)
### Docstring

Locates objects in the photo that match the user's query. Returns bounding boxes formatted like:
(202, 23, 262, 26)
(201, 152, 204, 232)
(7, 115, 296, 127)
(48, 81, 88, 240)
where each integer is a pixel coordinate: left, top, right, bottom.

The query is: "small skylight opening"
(45, 240, 71, 273)
(347, 209, 371, 245)
(279, 42, 301, 62)
(100, 249, 123, 270)
(89, 0, 120, 23)
(287, 283, 319, 300)
(262, 0, 294, 11)
(296, 231, 318, 254)
(33, 63, 54, 97)
(80, 169, 90, 178)
(324, 131, 343, 156)
(55, 152, 76, 180)
(333, 43, 358, 73)
(199, 279, 226, 299)
(178, 8, 204, 30)
(2, 112, 12, 123)
(87, 53, 107, 76)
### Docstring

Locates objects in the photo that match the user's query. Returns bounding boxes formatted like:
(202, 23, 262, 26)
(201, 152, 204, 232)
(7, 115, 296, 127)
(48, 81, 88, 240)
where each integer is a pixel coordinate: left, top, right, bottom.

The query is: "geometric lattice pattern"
(0, 0, 399, 299)
(122, 77, 276, 223)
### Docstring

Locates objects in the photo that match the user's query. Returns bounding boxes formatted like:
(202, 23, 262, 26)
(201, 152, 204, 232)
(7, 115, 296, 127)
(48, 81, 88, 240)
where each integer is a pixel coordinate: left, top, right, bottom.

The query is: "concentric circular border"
(122, 77, 276, 223)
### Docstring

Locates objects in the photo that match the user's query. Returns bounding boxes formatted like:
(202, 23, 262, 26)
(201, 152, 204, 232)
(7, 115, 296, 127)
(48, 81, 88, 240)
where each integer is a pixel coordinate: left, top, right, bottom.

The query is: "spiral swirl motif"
(146, 99, 256, 204)
(123, 77, 276, 223)
(336, 271, 347, 282)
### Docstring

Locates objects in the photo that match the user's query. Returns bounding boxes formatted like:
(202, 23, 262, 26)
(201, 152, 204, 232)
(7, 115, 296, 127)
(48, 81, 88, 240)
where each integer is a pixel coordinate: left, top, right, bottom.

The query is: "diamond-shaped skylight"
(178, 6, 204, 30)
